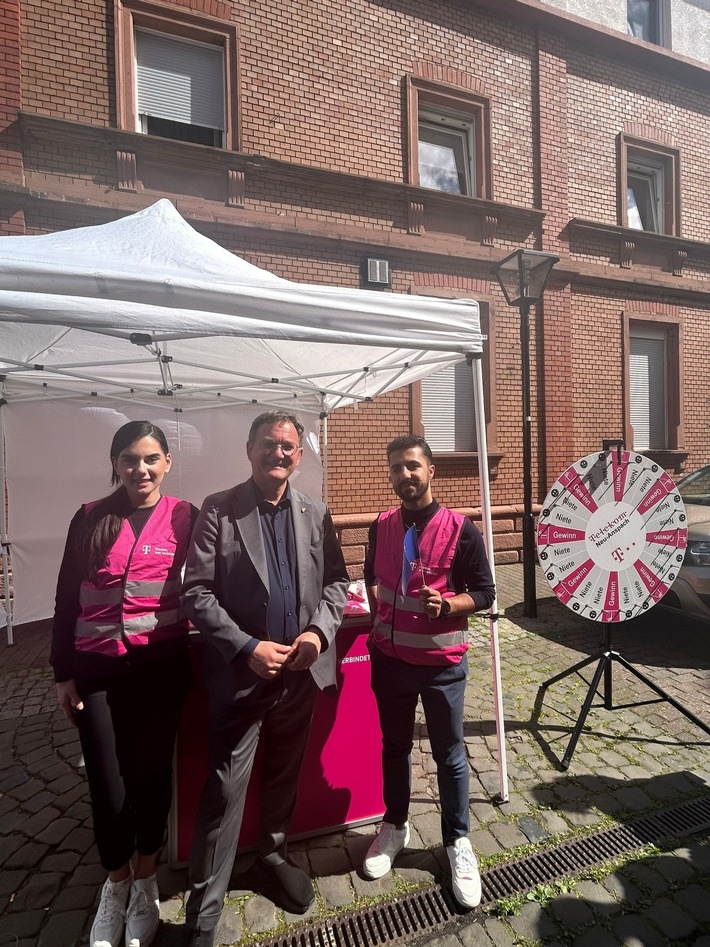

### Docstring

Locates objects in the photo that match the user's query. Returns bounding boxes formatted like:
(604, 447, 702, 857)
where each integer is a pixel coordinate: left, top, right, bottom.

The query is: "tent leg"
(320, 403, 328, 505)
(471, 357, 508, 802)
(0, 405, 13, 645)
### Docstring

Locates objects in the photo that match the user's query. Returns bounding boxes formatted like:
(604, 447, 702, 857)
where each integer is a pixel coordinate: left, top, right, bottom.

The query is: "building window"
(620, 136, 680, 236)
(412, 303, 496, 457)
(115, 0, 239, 150)
(406, 77, 491, 199)
(135, 29, 224, 147)
(421, 361, 477, 451)
(627, 1, 671, 49)
(624, 317, 682, 454)
(627, 0, 660, 43)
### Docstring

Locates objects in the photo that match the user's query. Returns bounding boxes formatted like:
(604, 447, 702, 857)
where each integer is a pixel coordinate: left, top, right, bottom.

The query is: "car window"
(678, 466, 710, 504)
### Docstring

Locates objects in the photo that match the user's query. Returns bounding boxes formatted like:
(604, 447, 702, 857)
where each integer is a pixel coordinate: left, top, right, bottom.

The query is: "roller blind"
(421, 361, 476, 452)
(135, 28, 225, 130)
(630, 334, 666, 449)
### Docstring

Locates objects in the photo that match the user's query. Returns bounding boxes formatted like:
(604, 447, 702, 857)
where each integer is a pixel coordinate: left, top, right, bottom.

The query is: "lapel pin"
(301, 506, 307, 513)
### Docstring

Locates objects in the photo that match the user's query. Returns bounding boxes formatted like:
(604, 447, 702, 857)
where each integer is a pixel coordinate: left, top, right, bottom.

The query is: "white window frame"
(627, 158, 664, 233)
(418, 108, 474, 196)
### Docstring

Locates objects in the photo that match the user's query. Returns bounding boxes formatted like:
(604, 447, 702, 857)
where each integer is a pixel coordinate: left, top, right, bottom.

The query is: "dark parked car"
(663, 465, 710, 623)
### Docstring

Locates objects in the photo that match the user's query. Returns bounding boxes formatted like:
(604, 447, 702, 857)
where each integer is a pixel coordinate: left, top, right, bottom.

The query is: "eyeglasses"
(258, 438, 300, 456)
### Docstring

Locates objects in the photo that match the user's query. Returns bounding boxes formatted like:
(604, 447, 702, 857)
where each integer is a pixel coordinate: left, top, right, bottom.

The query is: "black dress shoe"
(251, 857, 315, 914)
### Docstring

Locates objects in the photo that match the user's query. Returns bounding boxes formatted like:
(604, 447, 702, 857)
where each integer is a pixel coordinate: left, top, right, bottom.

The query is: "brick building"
(2, 0, 710, 569)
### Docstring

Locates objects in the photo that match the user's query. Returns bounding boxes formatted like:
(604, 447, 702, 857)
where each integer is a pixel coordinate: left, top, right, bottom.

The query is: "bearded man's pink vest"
(75, 495, 192, 657)
(371, 507, 468, 666)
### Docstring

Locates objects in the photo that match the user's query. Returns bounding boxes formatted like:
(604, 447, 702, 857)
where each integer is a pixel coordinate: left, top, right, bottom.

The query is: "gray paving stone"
(487, 822, 528, 849)
(647, 851, 698, 884)
(412, 810, 445, 847)
(612, 913, 667, 946)
(36, 816, 79, 846)
(644, 895, 698, 939)
(19, 805, 62, 838)
(20, 790, 55, 814)
(0, 908, 47, 939)
(57, 826, 95, 854)
(508, 900, 560, 940)
(548, 893, 597, 929)
(52, 883, 97, 911)
(0, 808, 28, 836)
(458, 919, 496, 946)
(602, 871, 643, 906)
(37, 909, 87, 947)
(216, 904, 244, 945)
(8, 870, 65, 911)
(242, 894, 277, 934)
(675, 883, 710, 922)
(572, 928, 618, 947)
(626, 860, 677, 895)
(317, 872, 354, 908)
(350, 868, 396, 899)
(468, 828, 501, 857)
(308, 844, 352, 876)
(4, 839, 50, 869)
(574, 879, 622, 917)
(517, 816, 548, 843)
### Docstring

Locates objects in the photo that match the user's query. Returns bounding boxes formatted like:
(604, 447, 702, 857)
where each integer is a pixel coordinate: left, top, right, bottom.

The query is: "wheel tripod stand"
(540, 622, 710, 770)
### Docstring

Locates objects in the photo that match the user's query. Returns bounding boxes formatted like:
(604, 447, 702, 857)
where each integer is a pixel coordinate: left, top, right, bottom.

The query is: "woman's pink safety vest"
(75, 495, 192, 657)
(371, 506, 469, 666)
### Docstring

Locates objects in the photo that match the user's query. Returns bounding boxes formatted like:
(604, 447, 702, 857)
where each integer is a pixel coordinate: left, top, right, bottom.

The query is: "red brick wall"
(6, 0, 710, 550)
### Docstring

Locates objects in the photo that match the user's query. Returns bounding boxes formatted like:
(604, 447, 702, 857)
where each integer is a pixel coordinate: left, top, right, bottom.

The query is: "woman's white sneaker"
(362, 822, 410, 879)
(91, 875, 131, 947)
(125, 874, 160, 947)
(446, 837, 481, 909)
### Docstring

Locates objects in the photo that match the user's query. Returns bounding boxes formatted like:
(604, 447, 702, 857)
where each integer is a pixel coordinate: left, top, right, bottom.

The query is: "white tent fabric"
(0, 199, 482, 414)
(0, 199, 507, 800)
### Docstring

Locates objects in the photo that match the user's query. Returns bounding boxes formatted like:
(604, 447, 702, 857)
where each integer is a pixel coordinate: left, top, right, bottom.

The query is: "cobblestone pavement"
(1, 566, 709, 947)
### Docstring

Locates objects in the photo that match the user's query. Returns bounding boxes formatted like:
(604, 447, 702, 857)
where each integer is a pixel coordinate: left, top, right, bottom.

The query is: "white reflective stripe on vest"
(79, 586, 123, 606)
(123, 608, 180, 635)
(377, 584, 427, 613)
(75, 620, 122, 640)
(124, 578, 181, 598)
(372, 617, 466, 649)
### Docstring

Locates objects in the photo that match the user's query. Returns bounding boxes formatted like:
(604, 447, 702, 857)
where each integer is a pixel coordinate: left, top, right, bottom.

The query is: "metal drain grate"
(482, 794, 710, 903)
(251, 796, 710, 947)
(253, 886, 457, 947)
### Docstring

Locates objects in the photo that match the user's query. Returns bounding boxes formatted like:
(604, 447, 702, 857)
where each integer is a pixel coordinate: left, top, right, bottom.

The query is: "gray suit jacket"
(182, 479, 348, 690)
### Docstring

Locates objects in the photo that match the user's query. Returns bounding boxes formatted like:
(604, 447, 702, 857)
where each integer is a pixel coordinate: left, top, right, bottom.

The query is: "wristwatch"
(439, 598, 452, 619)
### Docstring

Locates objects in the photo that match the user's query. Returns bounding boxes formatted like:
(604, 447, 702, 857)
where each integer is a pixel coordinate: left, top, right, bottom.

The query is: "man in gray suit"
(182, 411, 348, 946)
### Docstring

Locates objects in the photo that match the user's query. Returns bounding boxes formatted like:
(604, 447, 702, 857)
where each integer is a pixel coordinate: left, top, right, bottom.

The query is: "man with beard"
(182, 411, 348, 946)
(362, 435, 495, 910)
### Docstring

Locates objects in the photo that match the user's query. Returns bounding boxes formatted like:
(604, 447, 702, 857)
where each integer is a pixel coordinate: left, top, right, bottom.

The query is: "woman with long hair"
(51, 420, 197, 947)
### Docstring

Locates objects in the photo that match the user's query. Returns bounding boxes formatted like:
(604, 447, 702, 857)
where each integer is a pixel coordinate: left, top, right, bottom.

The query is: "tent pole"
(470, 356, 508, 802)
(320, 401, 328, 505)
(0, 403, 14, 645)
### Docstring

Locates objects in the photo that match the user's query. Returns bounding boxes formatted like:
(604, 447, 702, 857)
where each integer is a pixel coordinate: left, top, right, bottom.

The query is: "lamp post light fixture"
(493, 249, 559, 618)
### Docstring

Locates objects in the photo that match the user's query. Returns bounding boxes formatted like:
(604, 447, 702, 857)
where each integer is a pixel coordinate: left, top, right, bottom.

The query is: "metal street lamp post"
(493, 249, 559, 618)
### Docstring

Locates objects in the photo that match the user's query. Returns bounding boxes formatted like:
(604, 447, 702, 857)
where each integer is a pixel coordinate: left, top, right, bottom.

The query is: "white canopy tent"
(0, 199, 507, 799)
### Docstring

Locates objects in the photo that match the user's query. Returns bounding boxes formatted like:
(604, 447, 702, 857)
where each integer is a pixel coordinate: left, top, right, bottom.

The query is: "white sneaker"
(90, 875, 131, 947)
(362, 821, 410, 879)
(447, 837, 481, 909)
(125, 874, 160, 947)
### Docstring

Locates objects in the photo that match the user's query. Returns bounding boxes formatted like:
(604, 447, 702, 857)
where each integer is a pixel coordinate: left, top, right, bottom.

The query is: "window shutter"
(630, 335, 666, 449)
(135, 29, 224, 131)
(421, 362, 476, 452)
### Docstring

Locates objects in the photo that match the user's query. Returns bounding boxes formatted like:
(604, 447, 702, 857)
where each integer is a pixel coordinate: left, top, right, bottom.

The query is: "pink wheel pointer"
(537, 450, 687, 622)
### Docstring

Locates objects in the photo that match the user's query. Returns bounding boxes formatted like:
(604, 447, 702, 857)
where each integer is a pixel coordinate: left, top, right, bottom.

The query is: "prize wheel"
(537, 450, 687, 622)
